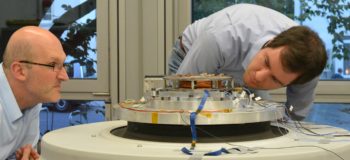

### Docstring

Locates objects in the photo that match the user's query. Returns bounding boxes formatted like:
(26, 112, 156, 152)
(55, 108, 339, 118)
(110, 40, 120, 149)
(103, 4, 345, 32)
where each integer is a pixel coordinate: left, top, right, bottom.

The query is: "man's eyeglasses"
(19, 60, 68, 72)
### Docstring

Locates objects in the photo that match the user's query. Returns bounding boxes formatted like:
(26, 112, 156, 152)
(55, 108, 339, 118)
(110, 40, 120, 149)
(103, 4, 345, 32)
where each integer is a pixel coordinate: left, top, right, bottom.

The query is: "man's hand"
(15, 144, 40, 160)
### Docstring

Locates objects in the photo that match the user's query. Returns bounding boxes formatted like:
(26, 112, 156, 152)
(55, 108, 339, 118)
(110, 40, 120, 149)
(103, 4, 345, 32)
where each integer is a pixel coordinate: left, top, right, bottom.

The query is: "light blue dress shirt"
(176, 4, 318, 117)
(0, 63, 41, 160)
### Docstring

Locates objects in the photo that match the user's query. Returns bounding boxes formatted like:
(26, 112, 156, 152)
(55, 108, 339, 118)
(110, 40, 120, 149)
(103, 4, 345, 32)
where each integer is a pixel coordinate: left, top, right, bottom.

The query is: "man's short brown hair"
(267, 26, 327, 85)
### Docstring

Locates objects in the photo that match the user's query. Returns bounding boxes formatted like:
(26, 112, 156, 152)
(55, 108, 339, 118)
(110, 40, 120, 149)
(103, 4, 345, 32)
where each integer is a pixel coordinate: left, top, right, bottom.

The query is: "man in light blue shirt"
(168, 4, 327, 120)
(0, 26, 69, 160)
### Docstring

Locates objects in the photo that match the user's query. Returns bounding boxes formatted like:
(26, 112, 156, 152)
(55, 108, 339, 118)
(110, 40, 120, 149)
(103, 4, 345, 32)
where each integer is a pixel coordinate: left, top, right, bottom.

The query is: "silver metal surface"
(114, 75, 285, 125)
(115, 100, 285, 125)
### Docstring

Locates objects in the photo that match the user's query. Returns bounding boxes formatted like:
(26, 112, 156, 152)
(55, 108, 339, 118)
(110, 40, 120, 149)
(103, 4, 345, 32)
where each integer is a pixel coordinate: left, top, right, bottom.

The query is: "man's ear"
(10, 62, 28, 81)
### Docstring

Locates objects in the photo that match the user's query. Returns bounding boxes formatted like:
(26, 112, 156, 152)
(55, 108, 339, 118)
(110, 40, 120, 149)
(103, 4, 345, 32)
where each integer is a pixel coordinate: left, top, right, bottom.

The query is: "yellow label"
(200, 112, 212, 118)
(151, 112, 158, 124)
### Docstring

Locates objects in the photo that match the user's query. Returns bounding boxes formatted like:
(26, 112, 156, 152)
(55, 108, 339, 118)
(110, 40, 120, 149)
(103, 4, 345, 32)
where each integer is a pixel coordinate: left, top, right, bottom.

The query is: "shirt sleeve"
(177, 32, 222, 74)
(285, 76, 319, 117)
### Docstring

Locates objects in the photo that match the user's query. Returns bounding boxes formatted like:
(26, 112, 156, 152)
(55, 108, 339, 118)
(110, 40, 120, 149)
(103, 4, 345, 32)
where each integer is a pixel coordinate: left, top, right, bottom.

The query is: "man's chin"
(247, 85, 261, 90)
(243, 76, 255, 88)
(244, 83, 269, 90)
(248, 85, 273, 90)
(43, 96, 61, 103)
(243, 80, 257, 89)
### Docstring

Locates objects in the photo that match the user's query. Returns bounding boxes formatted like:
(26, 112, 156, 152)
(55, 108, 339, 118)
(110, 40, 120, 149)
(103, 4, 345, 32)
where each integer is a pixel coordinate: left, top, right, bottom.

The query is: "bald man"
(0, 26, 69, 160)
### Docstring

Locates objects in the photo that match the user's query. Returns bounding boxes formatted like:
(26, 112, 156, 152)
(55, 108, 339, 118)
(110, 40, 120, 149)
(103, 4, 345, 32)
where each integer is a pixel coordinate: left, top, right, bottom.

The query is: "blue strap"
(195, 90, 209, 113)
(181, 90, 238, 156)
(189, 90, 209, 149)
(205, 148, 230, 156)
(181, 147, 231, 156)
(190, 112, 197, 148)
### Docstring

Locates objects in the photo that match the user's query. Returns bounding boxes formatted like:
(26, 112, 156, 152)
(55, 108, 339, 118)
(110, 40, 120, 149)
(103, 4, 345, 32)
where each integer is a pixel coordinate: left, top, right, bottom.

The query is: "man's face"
(24, 42, 69, 103)
(243, 46, 299, 90)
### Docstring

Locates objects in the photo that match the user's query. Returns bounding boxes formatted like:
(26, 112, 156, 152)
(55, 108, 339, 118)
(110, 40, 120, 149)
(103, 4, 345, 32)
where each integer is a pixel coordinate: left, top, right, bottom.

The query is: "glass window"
(343, 40, 350, 76)
(0, 0, 97, 79)
(40, 0, 97, 79)
(191, 0, 350, 81)
(192, 0, 294, 21)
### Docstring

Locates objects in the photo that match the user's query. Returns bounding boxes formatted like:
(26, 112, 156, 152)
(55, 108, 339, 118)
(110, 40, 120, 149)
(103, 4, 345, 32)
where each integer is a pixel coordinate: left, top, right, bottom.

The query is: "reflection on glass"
(0, 0, 97, 79)
(40, 100, 105, 135)
(331, 68, 344, 79)
(306, 103, 350, 131)
(40, 0, 97, 79)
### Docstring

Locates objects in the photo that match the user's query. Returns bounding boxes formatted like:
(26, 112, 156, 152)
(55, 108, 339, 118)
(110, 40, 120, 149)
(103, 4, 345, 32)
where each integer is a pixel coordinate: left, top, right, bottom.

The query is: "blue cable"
(190, 112, 197, 148)
(187, 90, 209, 149)
(182, 90, 239, 156)
(195, 90, 209, 113)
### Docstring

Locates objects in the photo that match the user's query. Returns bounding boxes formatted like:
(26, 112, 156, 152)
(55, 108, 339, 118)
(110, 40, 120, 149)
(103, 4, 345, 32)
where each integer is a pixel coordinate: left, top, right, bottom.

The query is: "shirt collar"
(0, 63, 23, 122)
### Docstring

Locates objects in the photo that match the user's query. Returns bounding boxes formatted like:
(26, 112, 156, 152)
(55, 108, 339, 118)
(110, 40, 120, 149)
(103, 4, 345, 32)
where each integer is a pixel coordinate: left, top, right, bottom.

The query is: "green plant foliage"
(192, 0, 294, 21)
(297, 0, 350, 60)
(50, 0, 97, 78)
(192, 0, 350, 60)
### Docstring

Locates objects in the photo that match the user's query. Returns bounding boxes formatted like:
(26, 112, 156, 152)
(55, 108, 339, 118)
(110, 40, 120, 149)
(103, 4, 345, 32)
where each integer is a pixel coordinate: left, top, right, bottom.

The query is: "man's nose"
(255, 68, 271, 82)
(58, 68, 69, 81)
